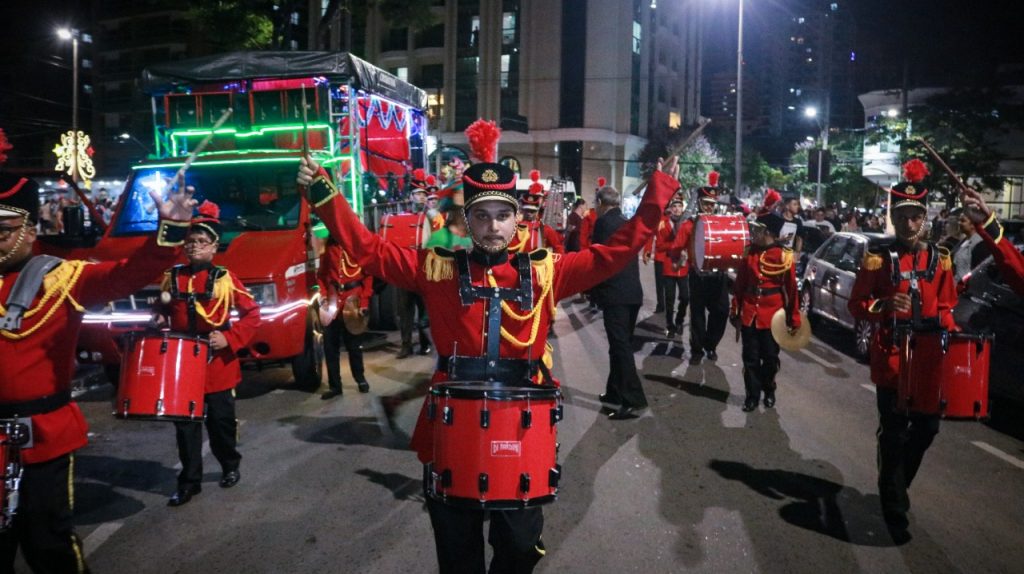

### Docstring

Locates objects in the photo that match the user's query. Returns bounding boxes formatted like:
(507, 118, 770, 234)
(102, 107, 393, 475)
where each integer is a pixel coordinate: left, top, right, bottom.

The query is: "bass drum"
(692, 214, 750, 273)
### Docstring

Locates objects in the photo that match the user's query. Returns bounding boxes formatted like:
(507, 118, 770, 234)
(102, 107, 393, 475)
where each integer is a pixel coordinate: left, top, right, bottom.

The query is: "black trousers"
(875, 388, 940, 529)
(664, 275, 689, 330)
(397, 288, 430, 349)
(688, 272, 729, 354)
(602, 304, 648, 409)
(426, 498, 544, 574)
(653, 263, 665, 309)
(740, 325, 780, 400)
(323, 316, 365, 391)
(175, 388, 241, 487)
(0, 454, 89, 574)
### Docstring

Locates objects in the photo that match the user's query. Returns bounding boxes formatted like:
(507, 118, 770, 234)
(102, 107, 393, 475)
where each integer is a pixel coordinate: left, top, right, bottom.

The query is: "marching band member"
(640, 204, 670, 313)
(297, 118, 679, 573)
(730, 212, 800, 411)
(960, 185, 1024, 296)
(654, 196, 691, 340)
(390, 170, 434, 359)
(317, 232, 374, 399)
(0, 128, 193, 572)
(158, 201, 260, 507)
(681, 172, 730, 365)
(848, 159, 957, 545)
(509, 171, 565, 255)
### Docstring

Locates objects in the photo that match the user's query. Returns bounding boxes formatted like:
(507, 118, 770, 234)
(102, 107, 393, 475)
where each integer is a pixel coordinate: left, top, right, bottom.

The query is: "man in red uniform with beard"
(298, 119, 679, 574)
(158, 201, 260, 507)
(848, 159, 957, 545)
(0, 131, 193, 572)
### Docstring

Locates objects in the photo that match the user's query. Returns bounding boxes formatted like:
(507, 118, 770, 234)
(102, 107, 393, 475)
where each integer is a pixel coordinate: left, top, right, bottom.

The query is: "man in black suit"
(591, 184, 648, 419)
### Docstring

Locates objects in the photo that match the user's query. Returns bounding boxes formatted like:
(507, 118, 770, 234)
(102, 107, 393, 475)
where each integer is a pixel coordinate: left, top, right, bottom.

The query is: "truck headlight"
(248, 283, 278, 306)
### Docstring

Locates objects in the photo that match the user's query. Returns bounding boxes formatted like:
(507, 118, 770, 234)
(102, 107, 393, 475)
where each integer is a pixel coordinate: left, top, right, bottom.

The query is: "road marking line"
(972, 441, 1024, 470)
(83, 521, 123, 557)
(799, 348, 836, 368)
(860, 384, 876, 393)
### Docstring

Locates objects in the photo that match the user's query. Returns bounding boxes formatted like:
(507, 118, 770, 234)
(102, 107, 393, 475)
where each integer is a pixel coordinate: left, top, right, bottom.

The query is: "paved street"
(62, 268, 1024, 574)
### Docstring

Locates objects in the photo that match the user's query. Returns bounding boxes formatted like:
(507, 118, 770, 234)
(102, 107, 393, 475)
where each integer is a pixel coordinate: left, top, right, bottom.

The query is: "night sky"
(1, 0, 1023, 169)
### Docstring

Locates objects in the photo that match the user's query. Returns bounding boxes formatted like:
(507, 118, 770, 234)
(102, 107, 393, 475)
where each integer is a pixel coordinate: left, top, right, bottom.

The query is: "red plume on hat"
(0, 129, 13, 165)
(902, 159, 929, 184)
(596, 177, 607, 189)
(707, 171, 720, 187)
(195, 200, 220, 222)
(758, 188, 782, 216)
(890, 158, 930, 207)
(528, 169, 545, 195)
(426, 174, 437, 187)
(464, 119, 501, 163)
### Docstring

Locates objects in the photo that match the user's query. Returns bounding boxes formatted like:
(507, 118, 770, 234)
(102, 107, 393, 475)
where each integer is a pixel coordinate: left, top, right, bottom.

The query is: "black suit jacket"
(591, 207, 643, 307)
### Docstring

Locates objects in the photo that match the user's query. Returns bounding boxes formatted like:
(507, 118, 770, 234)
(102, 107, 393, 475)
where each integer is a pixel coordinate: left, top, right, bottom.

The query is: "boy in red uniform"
(0, 131, 193, 572)
(730, 212, 800, 411)
(655, 196, 691, 340)
(317, 235, 374, 399)
(298, 119, 680, 574)
(158, 201, 260, 506)
(848, 159, 957, 545)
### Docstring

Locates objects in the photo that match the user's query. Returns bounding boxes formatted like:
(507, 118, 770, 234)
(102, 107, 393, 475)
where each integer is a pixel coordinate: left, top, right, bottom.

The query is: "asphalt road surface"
(45, 266, 1024, 573)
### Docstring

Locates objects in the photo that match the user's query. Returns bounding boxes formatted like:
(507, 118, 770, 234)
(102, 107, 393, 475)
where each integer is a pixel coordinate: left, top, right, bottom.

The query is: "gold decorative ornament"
(481, 169, 499, 183)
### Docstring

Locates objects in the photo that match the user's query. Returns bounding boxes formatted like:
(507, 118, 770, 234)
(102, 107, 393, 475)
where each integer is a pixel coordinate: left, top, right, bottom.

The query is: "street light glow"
(119, 133, 131, 140)
(804, 106, 819, 118)
(886, 108, 899, 117)
(57, 28, 73, 40)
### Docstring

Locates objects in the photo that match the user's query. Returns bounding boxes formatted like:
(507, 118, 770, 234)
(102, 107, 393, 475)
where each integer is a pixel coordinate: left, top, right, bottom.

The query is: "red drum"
(692, 214, 750, 273)
(897, 330, 992, 419)
(115, 332, 209, 422)
(0, 421, 28, 531)
(379, 212, 430, 248)
(425, 382, 563, 509)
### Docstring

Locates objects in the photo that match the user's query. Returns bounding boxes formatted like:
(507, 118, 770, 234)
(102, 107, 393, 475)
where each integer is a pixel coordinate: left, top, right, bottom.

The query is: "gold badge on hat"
(482, 169, 498, 183)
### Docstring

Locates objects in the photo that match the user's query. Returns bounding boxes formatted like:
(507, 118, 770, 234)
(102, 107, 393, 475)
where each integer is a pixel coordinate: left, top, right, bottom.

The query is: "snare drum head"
(693, 217, 706, 269)
(431, 381, 561, 400)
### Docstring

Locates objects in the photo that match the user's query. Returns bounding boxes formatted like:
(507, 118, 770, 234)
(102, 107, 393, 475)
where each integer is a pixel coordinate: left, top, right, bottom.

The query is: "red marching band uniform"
(847, 159, 958, 543)
(509, 170, 565, 255)
(975, 213, 1024, 296)
(0, 141, 188, 571)
(317, 242, 374, 314)
(301, 119, 677, 572)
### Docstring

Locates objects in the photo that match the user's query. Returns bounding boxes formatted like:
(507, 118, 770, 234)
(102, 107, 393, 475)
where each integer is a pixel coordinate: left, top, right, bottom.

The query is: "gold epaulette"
(1, 260, 89, 340)
(423, 248, 454, 282)
(528, 248, 551, 262)
(938, 246, 952, 271)
(862, 250, 883, 271)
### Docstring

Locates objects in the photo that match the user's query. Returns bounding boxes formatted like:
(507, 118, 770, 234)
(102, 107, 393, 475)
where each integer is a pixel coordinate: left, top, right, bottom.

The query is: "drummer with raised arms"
(297, 118, 680, 573)
(0, 126, 194, 573)
(157, 200, 260, 507)
(848, 159, 957, 545)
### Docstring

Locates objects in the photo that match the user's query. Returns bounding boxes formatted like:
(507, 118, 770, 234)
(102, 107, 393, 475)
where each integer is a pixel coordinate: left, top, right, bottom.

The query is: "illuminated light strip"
(169, 123, 332, 139)
(132, 157, 304, 170)
(83, 299, 313, 324)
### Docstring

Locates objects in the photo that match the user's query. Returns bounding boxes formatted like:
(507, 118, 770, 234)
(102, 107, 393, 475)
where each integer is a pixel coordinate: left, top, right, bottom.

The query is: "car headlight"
(248, 283, 278, 306)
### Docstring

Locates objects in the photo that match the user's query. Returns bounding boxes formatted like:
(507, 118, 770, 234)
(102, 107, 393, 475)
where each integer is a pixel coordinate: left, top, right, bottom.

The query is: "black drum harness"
(886, 242, 941, 344)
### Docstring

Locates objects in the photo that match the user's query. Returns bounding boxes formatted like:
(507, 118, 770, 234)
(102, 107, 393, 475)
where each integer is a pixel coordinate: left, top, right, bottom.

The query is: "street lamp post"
(734, 0, 744, 196)
(805, 104, 829, 206)
(57, 27, 80, 182)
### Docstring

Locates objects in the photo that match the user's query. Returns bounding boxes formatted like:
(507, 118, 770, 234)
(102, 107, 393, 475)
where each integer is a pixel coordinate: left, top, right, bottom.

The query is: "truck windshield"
(113, 161, 303, 236)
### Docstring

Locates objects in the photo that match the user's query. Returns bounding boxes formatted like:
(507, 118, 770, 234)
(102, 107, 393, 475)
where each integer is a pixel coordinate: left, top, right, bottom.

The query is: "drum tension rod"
(519, 473, 531, 494)
(478, 473, 489, 494)
(549, 405, 563, 426)
(549, 465, 561, 488)
(521, 410, 532, 429)
(480, 409, 490, 429)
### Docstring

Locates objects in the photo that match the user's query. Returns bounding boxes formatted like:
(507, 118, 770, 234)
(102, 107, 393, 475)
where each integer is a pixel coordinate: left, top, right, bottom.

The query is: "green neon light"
(169, 124, 332, 139)
(132, 157, 304, 170)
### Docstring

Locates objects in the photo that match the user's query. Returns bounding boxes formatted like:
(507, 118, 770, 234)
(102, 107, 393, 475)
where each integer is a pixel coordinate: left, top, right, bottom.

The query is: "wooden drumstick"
(916, 137, 971, 194)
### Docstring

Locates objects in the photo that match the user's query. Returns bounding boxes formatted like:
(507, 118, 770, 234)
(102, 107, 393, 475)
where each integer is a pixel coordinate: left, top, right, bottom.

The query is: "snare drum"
(115, 331, 209, 422)
(897, 330, 992, 419)
(380, 212, 431, 249)
(0, 421, 29, 531)
(425, 382, 563, 509)
(692, 214, 750, 273)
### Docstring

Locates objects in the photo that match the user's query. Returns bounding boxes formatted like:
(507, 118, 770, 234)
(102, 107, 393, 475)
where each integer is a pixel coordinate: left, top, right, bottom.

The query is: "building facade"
(318, 0, 703, 198)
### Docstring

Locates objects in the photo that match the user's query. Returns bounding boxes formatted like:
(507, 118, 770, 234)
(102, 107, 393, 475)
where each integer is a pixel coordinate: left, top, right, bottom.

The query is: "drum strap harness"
(887, 243, 940, 341)
(169, 264, 225, 333)
(0, 255, 63, 331)
(454, 250, 534, 382)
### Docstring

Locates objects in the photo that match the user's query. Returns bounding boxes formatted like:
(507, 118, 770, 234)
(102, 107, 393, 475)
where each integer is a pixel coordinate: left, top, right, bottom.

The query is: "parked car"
(799, 231, 893, 359)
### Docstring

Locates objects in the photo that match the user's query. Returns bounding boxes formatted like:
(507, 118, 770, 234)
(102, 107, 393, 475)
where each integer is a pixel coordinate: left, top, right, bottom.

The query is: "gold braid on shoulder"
(0, 260, 89, 340)
(189, 272, 249, 327)
(339, 249, 362, 278)
(758, 248, 793, 277)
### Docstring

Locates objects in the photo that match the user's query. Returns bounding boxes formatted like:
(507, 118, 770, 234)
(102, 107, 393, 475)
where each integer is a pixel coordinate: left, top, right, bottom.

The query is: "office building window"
(416, 23, 444, 49)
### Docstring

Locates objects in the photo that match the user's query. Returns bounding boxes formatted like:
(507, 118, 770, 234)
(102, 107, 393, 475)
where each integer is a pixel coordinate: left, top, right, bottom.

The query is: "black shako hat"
(461, 119, 518, 211)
